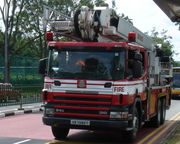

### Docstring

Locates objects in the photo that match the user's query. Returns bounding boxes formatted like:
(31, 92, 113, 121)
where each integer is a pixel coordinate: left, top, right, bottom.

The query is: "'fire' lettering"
(114, 87, 124, 92)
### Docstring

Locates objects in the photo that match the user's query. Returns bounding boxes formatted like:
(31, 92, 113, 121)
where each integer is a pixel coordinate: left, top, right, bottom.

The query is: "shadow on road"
(61, 128, 154, 144)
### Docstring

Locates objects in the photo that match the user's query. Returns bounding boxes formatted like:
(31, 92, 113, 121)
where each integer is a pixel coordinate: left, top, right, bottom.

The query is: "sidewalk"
(0, 102, 44, 118)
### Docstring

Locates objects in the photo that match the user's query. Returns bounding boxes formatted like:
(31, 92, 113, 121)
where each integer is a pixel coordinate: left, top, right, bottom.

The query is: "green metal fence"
(0, 55, 43, 106)
(0, 85, 43, 107)
(0, 55, 43, 85)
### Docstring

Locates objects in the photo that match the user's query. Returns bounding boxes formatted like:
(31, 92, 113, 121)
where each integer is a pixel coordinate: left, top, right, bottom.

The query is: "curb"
(0, 107, 44, 118)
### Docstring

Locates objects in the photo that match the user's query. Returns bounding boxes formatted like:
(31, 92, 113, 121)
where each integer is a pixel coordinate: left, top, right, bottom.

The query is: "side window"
(111, 51, 126, 80)
(128, 50, 144, 78)
(128, 50, 135, 77)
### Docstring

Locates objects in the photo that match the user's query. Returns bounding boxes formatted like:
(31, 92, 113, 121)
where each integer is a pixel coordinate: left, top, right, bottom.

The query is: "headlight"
(110, 111, 128, 119)
(110, 112, 122, 119)
(45, 108, 54, 115)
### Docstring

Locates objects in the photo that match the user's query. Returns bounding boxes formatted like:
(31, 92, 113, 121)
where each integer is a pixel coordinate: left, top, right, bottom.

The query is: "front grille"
(53, 93, 112, 119)
(53, 96, 111, 102)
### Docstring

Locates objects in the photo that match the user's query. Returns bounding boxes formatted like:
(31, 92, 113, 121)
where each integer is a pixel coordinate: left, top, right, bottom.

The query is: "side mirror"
(39, 58, 47, 75)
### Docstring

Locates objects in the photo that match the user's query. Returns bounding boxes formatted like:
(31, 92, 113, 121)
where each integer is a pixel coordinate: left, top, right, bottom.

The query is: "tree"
(119, 13, 133, 25)
(22, 0, 48, 58)
(0, 0, 45, 82)
(149, 28, 174, 57)
(110, 0, 133, 25)
(147, 28, 180, 66)
(73, 0, 94, 9)
(94, 0, 108, 7)
(173, 61, 180, 67)
(0, 0, 112, 82)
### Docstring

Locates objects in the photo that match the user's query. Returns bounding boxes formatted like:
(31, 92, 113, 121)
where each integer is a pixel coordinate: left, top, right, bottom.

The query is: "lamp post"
(4, 0, 8, 83)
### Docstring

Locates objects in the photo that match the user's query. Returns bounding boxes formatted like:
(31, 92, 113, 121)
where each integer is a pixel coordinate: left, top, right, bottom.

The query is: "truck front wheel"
(122, 107, 139, 142)
(51, 126, 69, 140)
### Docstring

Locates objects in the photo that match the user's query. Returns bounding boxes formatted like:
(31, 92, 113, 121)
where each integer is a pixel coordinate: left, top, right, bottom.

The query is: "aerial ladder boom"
(43, 5, 155, 51)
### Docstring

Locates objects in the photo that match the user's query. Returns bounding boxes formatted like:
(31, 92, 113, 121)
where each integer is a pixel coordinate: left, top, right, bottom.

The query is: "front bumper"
(43, 116, 131, 131)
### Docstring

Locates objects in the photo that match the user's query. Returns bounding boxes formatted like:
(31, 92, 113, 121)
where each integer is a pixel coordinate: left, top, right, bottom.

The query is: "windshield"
(48, 46, 126, 80)
(173, 74, 180, 88)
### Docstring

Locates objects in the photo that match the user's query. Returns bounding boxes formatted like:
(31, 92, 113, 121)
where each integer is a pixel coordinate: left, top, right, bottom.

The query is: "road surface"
(0, 99, 180, 144)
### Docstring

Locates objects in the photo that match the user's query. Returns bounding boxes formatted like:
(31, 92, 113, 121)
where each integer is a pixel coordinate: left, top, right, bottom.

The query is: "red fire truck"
(39, 6, 172, 142)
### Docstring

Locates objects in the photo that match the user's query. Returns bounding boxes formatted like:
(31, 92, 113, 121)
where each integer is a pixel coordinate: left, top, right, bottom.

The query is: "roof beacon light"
(46, 32, 53, 41)
(128, 32, 136, 42)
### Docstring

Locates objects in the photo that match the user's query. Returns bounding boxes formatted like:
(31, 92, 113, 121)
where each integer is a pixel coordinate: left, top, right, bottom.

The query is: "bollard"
(18, 93, 24, 110)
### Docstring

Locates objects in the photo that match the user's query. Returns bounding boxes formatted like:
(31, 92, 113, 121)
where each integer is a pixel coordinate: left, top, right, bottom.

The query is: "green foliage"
(22, 0, 48, 58)
(94, 0, 108, 7)
(147, 28, 180, 66)
(173, 61, 180, 67)
(74, 0, 94, 9)
(119, 13, 133, 25)
(0, 0, 110, 82)
(58, 37, 70, 42)
(47, 0, 74, 17)
(0, 0, 46, 82)
(109, 0, 133, 25)
(149, 28, 174, 57)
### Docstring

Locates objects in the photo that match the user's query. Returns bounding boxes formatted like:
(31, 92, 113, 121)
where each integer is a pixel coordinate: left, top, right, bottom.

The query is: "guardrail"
(0, 84, 43, 107)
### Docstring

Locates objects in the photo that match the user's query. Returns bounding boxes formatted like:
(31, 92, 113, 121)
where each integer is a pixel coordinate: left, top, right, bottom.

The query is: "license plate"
(70, 120, 90, 126)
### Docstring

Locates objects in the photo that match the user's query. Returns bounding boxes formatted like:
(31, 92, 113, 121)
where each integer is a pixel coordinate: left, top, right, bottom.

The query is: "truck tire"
(160, 98, 166, 124)
(122, 107, 139, 142)
(51, 126, 69, 140)
(153, 99, 161, 127)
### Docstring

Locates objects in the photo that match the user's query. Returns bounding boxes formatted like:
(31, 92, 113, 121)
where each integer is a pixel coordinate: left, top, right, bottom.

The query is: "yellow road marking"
(148, 114, 180, 144)
(45, 140, 64, 144)
(138, 111, 180, 144)
(45, 140, 101, 144)
(57, 142, 99, 144)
